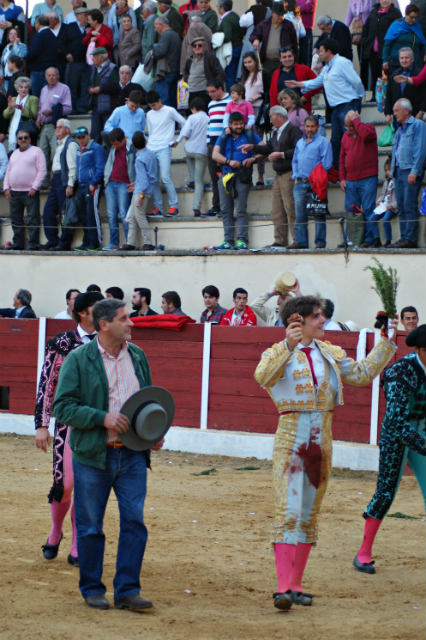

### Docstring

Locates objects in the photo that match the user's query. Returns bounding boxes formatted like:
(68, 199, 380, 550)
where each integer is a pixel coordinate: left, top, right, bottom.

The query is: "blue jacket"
(391, 116, 426, 176)
(76, 139, 105, 186)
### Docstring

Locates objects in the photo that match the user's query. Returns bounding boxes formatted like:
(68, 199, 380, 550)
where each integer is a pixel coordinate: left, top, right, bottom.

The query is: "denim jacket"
(391, 116, 426, 176)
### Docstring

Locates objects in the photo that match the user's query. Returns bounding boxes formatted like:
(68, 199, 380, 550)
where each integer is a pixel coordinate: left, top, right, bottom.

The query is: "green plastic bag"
(378, 123, 395, 147)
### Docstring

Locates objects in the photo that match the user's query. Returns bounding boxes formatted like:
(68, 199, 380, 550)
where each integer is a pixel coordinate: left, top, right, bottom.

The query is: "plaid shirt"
(200, 304, 227, 324)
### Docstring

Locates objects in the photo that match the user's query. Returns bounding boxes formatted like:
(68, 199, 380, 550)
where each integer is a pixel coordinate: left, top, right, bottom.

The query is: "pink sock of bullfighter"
(48, 499, 71, 545)
(357, 517, 382, 563)
(290, 542, 312, 593)
(274, 543, 296, 593)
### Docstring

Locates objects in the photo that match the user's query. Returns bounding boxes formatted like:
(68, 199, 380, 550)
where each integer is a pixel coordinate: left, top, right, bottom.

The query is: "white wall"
(1, 252, 424, 329)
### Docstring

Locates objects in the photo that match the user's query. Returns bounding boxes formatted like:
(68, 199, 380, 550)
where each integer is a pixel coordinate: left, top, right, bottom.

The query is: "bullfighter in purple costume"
(35, 291, 103, 565)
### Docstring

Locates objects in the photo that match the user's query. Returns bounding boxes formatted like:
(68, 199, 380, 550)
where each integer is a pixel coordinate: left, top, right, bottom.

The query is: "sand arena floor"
(1, 434, 425, 640)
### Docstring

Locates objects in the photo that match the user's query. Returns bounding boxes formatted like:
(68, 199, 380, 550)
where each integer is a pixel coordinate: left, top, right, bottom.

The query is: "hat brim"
(119, 386, 175, 450)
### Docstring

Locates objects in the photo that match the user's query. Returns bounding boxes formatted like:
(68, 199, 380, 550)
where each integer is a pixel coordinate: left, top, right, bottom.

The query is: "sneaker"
(202, 207, 220, 217)
(235, 240, 248, 250)
(148, 207, 163, 217)
(73, 244, 89, 252)
(213, 241, 234, 250)
(119, 244, 136, 251)
(193, 209, 201, 217)
(101, 243, 119, 251)
(86, 246, 101, 252)
(165, 207, 179, 217)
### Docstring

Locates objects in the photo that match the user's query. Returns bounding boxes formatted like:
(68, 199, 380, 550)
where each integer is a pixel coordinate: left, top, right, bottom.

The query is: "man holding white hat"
(53, 298, 174, 611)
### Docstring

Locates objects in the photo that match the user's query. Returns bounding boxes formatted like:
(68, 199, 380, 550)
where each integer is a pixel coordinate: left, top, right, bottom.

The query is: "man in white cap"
(42, 118, 79, 250)
(53, 298, 163, 611)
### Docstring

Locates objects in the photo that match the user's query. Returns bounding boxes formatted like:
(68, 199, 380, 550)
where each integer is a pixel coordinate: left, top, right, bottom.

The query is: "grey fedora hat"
(119, 386, 175, 450)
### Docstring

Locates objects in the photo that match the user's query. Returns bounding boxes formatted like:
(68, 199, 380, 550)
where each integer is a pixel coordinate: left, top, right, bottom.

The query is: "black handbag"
(306, 187, 329, 219)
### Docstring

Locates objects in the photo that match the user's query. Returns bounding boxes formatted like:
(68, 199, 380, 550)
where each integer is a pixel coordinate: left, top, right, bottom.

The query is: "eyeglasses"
(75, 128, 87, 135)
(192, 43, 204, 48)
(17, 135, 29, 140)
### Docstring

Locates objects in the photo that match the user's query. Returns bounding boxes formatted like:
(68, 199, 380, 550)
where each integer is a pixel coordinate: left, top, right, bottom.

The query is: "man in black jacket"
(0, 289, 37, 318)
(240, 106, 302, 249)
(27, 16, 58, 97)
(385, 47, 426, 123)
(315, 15, 352, 61)
(183, 37, 225, 111)
(153, 16, 181, 107)
(64, 7, 91, 113)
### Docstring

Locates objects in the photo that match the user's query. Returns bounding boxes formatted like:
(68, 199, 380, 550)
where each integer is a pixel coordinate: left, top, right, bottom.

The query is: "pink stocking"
(290, 543, 312, 593)
(48, 499, 71, 545)
(69, 502, 78, 558)
(357, 517, 382, 563)
(274, 543, 296, 593)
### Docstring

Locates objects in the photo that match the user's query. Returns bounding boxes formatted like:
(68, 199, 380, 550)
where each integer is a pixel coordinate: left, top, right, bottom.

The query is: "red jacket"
(339, 118, 378, 182)
(269, 63, 321, 113)
(220, 305, 257, 326)
(83, 24, 114, 58)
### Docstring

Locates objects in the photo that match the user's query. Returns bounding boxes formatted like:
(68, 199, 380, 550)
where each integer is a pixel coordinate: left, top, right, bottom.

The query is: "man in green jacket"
(53, 298, 157, 612)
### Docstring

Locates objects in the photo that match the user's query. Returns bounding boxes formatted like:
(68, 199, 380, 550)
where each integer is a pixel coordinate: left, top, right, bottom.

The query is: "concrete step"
(1, 206, 425, 250)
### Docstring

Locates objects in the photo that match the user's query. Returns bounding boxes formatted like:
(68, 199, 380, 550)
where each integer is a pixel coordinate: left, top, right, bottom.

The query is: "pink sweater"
(225, 99, 254, 124)
(4, 146, 46, 191)
(411, 64, 426, 86)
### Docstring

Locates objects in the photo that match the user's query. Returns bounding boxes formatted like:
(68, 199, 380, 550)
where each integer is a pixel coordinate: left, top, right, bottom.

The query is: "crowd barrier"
(0, 319, 410, 446)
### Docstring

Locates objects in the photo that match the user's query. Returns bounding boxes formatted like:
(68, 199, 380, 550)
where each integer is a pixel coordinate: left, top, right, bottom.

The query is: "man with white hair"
(63, 7, 91, 114)
(42, 118, 79, 250)
(314, 14, 352, 61)
(141, 0, 157, 61)
(153, 16, 182, 107)
(390, 97, 426, 248)
(36, 67, 72, 183)
(239, 105, 303, 250)
(47, 10, 68, 78)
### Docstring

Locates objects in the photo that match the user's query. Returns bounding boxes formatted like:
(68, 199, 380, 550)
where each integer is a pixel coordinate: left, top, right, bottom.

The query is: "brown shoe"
(114, 594, 153, 611)
(141, 244, 155, 251)
(119, 244, 136, 251)
(287, 242, 308, 250)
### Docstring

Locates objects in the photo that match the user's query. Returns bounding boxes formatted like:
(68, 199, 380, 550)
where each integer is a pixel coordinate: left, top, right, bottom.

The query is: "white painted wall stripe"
(199, 321, 212, 430)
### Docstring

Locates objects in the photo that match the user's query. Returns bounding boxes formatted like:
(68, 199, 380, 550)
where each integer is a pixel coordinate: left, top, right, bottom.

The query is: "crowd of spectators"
(0, 0, 426, 251)
(0, 281, 420, 333)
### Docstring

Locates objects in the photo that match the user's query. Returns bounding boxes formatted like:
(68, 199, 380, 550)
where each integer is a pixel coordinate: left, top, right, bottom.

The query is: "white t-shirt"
(54, 309, 72, 320)
(146, 106, 186, 152)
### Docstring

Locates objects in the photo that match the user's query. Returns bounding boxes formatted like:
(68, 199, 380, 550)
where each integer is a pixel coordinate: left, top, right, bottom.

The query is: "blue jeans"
(76, 183, 102, 248)
(73, 448, 148, 600)
(225, 45, 242, 92)
(345, 175, 379, 244)
(152, 146, 178, 210)
(394, 167, 423, 244)
(331, 99, 361, 169)
(293, 181, 326, 247)
(30, 70, 46, 98)
(155, 72, 178, 107)
(105, 181, 130, 245)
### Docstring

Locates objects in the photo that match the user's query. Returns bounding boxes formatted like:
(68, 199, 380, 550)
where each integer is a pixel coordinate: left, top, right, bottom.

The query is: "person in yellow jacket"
(254, 295, 398, 611)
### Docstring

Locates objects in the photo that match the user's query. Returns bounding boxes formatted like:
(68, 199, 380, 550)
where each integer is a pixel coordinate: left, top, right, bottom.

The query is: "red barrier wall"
(0, 319, 411, 444)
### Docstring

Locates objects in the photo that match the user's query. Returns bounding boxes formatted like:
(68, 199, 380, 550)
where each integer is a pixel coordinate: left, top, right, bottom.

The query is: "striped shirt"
(207, 93, 232, 145)
(98, 339, 140, 444)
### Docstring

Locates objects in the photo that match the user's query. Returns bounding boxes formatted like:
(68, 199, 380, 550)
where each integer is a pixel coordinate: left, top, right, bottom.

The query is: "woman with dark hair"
(361, 0, 402, 100)
(82, 8, 114, 60)
(382, 3, 425, 71)
(278, 87, 309, 132)
(241, 51, 265, 184)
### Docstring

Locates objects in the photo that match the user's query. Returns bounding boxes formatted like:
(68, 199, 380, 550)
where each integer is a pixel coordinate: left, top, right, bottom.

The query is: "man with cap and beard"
(353, 324, 426, 575)
(35, 291, 104, 566)
(52, 298, 168, 611)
